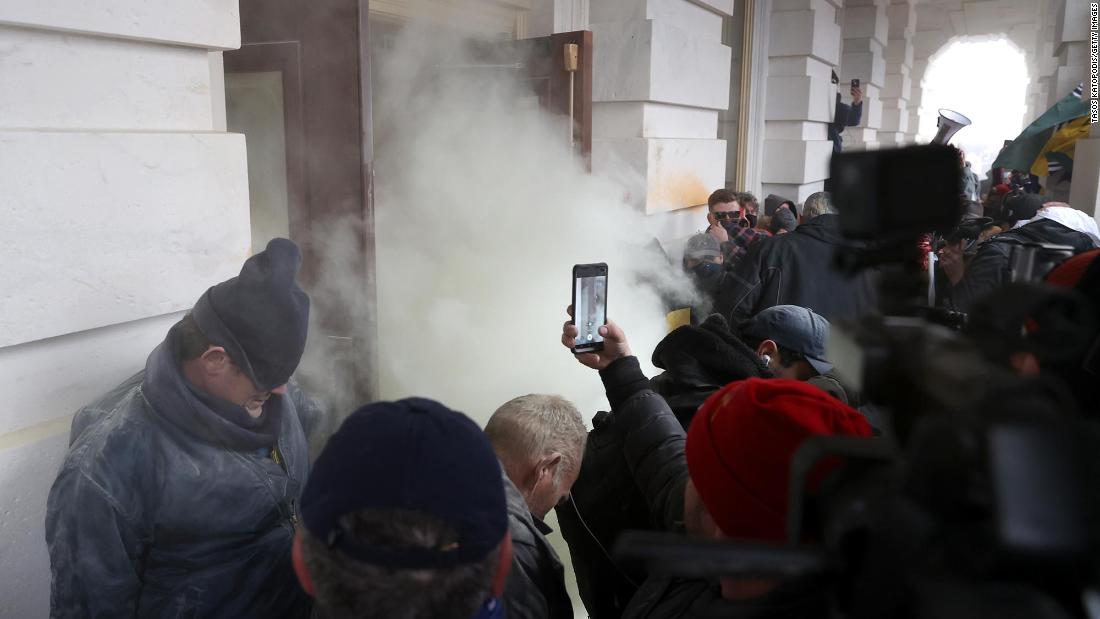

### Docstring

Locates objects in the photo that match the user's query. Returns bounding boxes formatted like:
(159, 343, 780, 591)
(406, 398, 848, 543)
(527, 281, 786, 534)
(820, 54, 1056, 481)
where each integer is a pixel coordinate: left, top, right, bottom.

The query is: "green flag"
(992, 84, 1087, 171)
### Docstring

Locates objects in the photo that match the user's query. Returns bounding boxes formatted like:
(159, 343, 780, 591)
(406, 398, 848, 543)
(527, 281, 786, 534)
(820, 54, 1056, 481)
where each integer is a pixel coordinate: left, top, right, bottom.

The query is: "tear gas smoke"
(362, 25, 697, 425)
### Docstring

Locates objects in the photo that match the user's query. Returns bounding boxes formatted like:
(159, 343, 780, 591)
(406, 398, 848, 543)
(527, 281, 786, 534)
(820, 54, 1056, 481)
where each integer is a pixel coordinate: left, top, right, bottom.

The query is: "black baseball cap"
(740, 305, 832, 375)
(300, 398, 507, 569)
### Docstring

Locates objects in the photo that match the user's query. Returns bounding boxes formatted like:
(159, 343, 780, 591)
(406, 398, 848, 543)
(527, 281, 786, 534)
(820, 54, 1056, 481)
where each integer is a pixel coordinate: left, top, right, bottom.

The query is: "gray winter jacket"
(45, 328, 318, 618)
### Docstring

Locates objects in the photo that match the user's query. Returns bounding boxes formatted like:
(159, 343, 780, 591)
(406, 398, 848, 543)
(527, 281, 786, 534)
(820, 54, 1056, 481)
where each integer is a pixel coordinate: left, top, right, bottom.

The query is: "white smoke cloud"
(368, 25, 695, 424)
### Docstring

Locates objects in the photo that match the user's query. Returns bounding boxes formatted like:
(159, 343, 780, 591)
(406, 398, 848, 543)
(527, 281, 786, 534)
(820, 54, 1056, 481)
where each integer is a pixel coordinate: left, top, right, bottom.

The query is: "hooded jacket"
(557, 320, 771, 619)
(949, 218, 1097, 311)
(714, 214, 878, 324)
(587, 358, 829, 619)
(649, 314, 773, 428)
(45, 327, 318, 618)
(501, 469, 574, 619)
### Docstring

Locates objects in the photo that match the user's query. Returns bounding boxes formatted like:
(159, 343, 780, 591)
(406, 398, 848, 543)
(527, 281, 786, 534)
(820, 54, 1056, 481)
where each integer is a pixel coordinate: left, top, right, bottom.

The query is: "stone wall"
(0, 2, 249, 615)
(590, 0, 733, 223)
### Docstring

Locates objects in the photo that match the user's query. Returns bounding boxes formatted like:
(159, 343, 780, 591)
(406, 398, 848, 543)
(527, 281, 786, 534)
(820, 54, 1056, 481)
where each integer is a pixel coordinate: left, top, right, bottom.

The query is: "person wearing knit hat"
(46, 238, 319, 618)
(768, 207, 798, 235)
(560, 313, 872, 618)
(294, 399, 512, 619)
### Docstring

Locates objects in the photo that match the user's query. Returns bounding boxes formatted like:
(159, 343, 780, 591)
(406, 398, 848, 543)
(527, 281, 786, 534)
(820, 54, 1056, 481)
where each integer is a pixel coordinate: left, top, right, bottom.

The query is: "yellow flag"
(1031, 116, 1091, 177)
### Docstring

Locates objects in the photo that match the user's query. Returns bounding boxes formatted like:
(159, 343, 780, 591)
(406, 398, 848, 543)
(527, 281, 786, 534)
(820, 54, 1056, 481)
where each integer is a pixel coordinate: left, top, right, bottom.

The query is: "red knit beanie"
(685, 378, 873, 542)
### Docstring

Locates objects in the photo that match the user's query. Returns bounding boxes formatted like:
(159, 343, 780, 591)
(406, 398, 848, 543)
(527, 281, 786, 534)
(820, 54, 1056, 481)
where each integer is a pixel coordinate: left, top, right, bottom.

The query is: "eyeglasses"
(713, 211, 741, 221)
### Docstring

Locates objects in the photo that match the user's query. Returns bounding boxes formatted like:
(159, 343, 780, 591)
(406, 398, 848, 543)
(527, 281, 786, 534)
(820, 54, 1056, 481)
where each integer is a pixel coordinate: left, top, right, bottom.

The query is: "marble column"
(839, 0, 889, 149)
(878, 0, 915, 147)
(1062, 0, 1098, 211)
(760, 0, 842, 202)
(589, 0, 734, 219)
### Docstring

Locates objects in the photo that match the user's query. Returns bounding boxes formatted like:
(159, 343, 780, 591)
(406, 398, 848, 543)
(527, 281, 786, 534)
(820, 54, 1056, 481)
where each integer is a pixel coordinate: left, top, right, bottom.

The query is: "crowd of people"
(44, 154, 1100, 619)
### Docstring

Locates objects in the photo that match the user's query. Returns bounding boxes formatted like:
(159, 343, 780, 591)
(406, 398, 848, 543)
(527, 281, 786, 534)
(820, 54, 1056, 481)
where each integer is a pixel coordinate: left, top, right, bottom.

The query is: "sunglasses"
(713, 211, 741, 221)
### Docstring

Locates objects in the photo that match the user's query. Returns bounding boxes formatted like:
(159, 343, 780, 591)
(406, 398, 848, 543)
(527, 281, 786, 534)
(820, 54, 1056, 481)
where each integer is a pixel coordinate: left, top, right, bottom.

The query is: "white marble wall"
(840, 0, 890, 149)
(760, 0, 842, 201)
(879, 0, 915, 146)
(1062, 0, 1100, 213)
(0, 2, 248, 615)
(590, 0, 733, 213)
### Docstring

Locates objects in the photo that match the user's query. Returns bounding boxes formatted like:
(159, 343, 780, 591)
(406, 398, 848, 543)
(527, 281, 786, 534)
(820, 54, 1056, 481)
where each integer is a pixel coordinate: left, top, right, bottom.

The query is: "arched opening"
(917, 37, 1030, 180)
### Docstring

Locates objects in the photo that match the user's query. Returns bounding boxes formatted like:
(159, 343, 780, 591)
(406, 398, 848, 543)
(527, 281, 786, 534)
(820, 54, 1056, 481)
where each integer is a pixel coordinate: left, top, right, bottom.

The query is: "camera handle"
(786, 436, 895, 545)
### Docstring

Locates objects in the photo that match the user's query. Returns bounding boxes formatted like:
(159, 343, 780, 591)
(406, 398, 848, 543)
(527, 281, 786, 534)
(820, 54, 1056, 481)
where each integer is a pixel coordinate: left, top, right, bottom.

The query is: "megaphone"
(931, 108, 971, 145)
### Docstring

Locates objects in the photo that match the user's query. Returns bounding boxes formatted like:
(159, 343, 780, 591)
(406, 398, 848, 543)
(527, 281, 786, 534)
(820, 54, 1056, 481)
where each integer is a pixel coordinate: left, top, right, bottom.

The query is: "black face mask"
(690, 261, 725, 290)
(721, 220, 741, 236)
(746, 213, 758, 228)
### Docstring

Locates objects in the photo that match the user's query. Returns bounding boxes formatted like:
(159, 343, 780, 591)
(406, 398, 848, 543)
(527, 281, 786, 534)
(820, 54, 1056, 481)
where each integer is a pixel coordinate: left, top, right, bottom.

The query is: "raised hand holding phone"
(562, 305, 632, 371)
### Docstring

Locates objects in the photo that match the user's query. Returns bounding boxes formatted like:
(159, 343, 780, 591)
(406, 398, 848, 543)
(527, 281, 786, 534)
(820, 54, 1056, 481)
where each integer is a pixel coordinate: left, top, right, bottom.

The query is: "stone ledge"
(0, 0, 240, 50)
(0, 26, 214, 131)
(0, 131, 250, 348)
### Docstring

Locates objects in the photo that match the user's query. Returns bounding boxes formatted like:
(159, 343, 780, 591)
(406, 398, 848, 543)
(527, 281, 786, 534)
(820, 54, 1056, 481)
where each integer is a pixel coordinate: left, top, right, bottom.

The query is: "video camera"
(613, 145, 1100, 618)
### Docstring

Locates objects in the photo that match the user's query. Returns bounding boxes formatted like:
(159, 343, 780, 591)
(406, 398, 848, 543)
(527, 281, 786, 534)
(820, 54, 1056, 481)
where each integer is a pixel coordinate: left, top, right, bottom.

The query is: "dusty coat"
(46, 331, 317, 618)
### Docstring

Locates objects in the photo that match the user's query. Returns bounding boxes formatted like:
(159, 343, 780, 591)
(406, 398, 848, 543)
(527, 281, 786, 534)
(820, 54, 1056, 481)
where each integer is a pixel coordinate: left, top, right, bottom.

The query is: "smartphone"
(571, 263, 608, 354)
(851, 78, 860, 89)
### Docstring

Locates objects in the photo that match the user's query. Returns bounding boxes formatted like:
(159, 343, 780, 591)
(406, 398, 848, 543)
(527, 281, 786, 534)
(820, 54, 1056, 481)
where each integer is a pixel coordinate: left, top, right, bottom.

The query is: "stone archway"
(914, 35, 1031, 176)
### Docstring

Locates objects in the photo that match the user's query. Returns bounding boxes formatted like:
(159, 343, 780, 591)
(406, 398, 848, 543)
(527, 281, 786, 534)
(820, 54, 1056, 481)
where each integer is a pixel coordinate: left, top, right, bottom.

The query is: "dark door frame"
(225, 0, 377, 410)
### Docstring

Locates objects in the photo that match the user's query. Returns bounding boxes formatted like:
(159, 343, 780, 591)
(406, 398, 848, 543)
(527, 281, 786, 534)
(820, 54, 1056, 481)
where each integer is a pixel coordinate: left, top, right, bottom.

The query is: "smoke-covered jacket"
(949, 218, 1097, 312)
(501, 469, 574, 619)
(649, 313, 773, 428)
(714, 214, 878, 324)
(45, 329, 317, 619)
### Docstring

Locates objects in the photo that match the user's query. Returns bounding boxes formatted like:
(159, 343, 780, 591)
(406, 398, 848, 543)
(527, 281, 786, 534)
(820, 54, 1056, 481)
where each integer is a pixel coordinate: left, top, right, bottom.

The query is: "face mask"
(746, 213, 758, 228)
(722, 220, 741, 236)
(690, 261, 725, 290)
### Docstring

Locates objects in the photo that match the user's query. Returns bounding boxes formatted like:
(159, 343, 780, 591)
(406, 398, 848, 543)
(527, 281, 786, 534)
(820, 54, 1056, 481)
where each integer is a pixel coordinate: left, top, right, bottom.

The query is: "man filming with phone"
(559, 312, 873, 618)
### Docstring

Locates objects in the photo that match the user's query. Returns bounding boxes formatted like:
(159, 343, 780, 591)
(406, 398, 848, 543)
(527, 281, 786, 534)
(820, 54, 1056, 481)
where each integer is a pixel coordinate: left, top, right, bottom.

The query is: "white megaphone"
(931, 108, 971, 145)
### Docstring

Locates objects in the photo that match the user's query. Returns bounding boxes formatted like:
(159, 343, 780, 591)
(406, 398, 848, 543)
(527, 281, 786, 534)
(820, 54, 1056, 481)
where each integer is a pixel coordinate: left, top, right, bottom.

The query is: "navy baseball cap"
(740, 305, 833, 375)
(300, 398, 507, 569)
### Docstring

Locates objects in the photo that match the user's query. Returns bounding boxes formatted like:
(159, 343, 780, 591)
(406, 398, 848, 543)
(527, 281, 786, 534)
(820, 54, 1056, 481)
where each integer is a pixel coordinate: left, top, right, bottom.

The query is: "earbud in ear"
(761, 354, 771, 368)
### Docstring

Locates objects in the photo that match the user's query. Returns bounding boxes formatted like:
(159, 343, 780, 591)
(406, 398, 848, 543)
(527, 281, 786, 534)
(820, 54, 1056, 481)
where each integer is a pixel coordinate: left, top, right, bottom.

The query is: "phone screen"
(572, 263, 608, 353)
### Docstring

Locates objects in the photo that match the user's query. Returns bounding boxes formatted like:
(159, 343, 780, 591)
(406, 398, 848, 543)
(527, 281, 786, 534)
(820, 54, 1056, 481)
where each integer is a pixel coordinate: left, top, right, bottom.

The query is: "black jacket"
(828, 96, 862, 153)
(949, 218, 1096, 311)
(501, 469, 574, 619)
(555, 357, 688, 619)
(649, 313, 772, 428)
(625, 576, 829, 619)
(565, 357, 829, 619)
(46, 330, 316, 618)
(714, 214, 878, 324)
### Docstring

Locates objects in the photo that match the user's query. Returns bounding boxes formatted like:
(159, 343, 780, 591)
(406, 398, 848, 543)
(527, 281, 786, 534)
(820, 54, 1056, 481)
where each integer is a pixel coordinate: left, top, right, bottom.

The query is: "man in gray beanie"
(46, 238, 320, 618)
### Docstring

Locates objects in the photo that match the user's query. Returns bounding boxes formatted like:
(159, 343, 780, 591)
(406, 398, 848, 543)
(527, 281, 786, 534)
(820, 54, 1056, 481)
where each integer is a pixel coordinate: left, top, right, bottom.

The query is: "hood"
(652, 313, 771, 387)
(1005, 217, 1100, 254)
(141, 324, 285, 450)
(765, 194, 798, 219)
(1014, 205, 1100, 247)
(791, 214, 849, 245)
